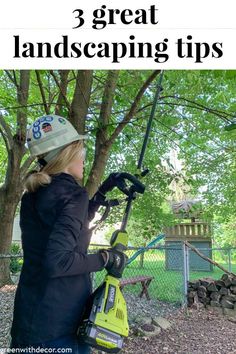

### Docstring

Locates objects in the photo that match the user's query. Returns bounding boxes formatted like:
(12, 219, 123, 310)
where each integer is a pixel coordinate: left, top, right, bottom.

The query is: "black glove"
(100, 248, 127, 278)
(88, 173, 121, 221)
(99, 172, 121, 194)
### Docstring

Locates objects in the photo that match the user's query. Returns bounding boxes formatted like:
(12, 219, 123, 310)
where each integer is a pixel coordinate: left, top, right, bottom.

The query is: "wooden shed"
(165, 200, 212, 271)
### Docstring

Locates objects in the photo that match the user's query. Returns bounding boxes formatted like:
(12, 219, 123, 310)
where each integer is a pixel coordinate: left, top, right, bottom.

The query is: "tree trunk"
(0, 70, 30, 287)
(85, 142, 110, 198)
(85, 71, 119, 197)
(70, 70, 93, 133)
(0, 146, 26, 286)
(0, 192, 20, 285)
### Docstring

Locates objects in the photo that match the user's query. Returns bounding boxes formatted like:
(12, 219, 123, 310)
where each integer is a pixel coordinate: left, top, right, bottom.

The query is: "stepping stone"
(151, 316, 171, 330)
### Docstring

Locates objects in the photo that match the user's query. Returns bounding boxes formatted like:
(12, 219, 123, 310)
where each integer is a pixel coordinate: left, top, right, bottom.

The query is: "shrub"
(10, 243, 23, 274)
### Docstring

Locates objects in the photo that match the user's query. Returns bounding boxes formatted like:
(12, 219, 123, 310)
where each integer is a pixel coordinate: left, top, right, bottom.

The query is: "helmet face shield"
(26, 115, 87, 157)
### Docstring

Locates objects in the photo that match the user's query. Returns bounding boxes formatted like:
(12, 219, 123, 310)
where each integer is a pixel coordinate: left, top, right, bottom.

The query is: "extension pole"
(120, 72, 165, 232)
(137, 70, 164, 171)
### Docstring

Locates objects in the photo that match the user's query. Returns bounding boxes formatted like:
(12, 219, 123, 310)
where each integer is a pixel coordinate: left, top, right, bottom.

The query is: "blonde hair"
(25, 140, 84, 193)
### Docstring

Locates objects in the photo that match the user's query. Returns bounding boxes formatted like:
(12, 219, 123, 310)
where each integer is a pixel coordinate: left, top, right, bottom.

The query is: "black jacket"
(11, 173, 105, 345)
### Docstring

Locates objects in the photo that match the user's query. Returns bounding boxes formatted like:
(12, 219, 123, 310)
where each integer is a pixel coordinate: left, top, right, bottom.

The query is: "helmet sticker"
(33, 120, 40, 127)
(33, 131, 42, 139)
(42, 122, 52, 133)
(45, 116, 54, 122)
(33, 126, 40, 133)
(58, 117, 66, 125)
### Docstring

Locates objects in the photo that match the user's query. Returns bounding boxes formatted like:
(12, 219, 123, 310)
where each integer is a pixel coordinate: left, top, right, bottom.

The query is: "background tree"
(0, 71, 31, 284)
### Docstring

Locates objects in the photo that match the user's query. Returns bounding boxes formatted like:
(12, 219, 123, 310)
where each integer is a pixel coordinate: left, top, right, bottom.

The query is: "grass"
(93, 251, 236, 304)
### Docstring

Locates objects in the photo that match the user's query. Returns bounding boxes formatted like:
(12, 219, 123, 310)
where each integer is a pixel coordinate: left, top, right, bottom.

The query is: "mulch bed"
(121, 307, 236, 354)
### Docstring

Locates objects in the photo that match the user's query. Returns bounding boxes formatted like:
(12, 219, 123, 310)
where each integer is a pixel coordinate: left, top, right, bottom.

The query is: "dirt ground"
(1, 285, 236, 354)
(121, 307, 236, 354)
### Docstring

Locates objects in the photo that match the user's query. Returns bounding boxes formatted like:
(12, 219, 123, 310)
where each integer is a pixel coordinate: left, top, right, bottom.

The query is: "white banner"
(0, 0, 235, 69)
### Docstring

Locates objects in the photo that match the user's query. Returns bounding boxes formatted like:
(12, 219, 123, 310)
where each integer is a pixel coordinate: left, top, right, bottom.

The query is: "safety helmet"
(26, 115, 87, 157)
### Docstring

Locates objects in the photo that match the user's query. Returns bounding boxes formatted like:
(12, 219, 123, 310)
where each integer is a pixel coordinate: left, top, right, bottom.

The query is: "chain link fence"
(1, 243, 236, 348)
(90, 245, 185, 305)
(187, 246, 236, 282)
(1, 244, 236, 305)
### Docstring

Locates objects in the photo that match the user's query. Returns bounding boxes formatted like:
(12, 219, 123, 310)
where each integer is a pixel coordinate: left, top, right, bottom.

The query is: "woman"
(10, 115, 126, 354)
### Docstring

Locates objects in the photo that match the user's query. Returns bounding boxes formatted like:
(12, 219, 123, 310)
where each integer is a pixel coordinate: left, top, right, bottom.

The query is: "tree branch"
(49, 70, 71, 113)
(16, 70, 30, 145)
(20, 155, 35, 177)
(0, 96, 234, 122)
(92, 70, 120, 144)
(159, 95, 232, 122)
(0, 112, 14, 149)
(108, 70, 160, 145)
(55, 70, 70, 116)
(35, 70, 50, 114)
(185, 241, 236, 277)
(99, 71, 119, 127)
(4, 70, 18, 87)
(0, 127, 10, 155)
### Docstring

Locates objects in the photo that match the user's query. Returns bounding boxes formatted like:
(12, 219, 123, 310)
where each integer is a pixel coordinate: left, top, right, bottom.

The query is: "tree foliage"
(92, 70, 236, 246)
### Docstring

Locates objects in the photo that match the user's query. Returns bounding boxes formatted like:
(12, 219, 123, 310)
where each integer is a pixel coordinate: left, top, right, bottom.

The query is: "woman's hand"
(99, 248, 127, 278)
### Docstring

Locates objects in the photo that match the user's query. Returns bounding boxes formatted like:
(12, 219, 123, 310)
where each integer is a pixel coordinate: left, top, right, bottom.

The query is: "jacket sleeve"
(41, 188, 105, 278)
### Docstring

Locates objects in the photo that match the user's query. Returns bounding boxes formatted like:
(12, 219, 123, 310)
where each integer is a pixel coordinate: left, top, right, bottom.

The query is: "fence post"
(183, 243, 190, 305)
(228, 249, 232, 273)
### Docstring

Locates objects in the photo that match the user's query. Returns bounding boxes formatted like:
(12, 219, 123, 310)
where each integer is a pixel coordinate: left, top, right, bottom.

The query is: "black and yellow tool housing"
(78, 231, 129, 353)
(78, 274, 129, 352)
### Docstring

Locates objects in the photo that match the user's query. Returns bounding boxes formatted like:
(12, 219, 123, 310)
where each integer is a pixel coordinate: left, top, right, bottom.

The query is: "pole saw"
(78, 71, 164, 353)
